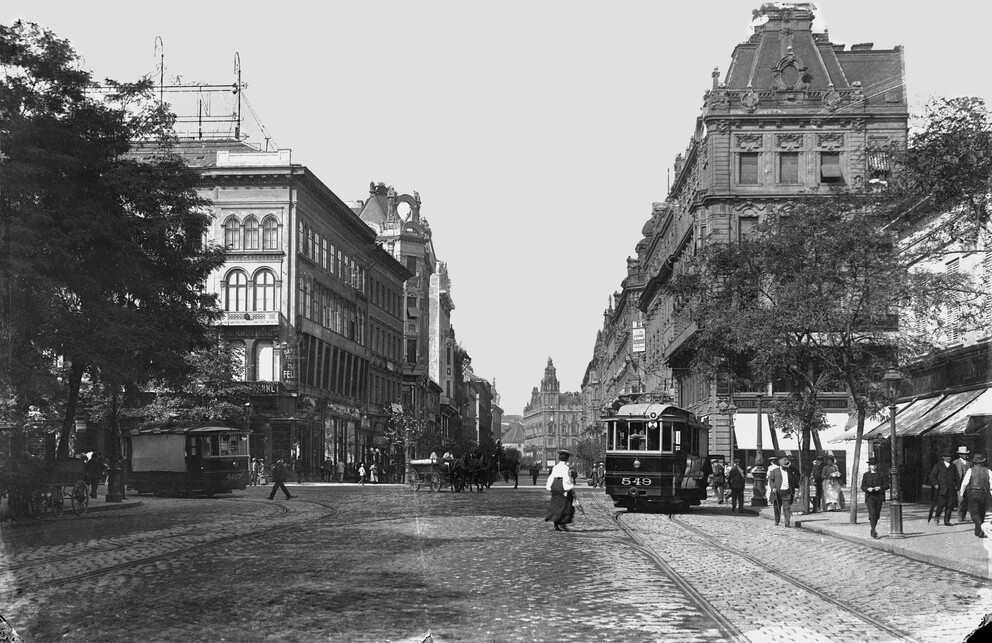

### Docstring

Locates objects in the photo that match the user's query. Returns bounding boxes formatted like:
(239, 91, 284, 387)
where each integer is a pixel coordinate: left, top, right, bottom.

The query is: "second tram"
(126, 425, 250, 497)
(603, 401, 710, 512)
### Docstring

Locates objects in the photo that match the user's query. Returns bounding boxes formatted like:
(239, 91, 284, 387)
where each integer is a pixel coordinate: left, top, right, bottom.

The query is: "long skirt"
(824, 479, 843, 506)
(545, 479, 574, 525)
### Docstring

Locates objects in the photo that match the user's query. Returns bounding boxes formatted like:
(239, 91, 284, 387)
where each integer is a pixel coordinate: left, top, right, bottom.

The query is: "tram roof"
(610, 404, 692, 419)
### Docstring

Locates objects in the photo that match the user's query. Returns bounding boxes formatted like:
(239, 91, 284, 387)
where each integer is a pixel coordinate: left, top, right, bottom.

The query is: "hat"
(779, 456, 792, 465)
(557, 450, 571, 460)
(942, 452, 954, 458)
(973, 454, 987, 464)
(867, 457, 878, 465)
(957, 446, 971, 455)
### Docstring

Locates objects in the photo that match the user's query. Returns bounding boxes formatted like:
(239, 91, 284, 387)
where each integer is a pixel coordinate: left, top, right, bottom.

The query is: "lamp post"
(751, 392, 768, 506)
(883, 368, 904, 537)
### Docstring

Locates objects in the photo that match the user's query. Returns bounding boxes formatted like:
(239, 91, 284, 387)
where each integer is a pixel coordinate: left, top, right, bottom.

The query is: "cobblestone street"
(1, 483, 989, 642)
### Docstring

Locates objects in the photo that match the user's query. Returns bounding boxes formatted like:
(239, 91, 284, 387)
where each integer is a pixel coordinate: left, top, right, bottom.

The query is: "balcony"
(218, 311, 284, 326)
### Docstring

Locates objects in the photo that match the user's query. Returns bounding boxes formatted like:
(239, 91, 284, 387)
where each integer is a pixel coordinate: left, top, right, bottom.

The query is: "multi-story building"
(636, 3, 907, 473)
(164, 140, 410, 477)
(523, 358, 583, 469)
(358, 184, 442, 443)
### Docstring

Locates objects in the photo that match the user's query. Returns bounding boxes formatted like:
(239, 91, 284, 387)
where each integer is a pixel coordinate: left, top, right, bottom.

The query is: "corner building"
(162, 141, 410, 478)
(639, 3, 908, 470)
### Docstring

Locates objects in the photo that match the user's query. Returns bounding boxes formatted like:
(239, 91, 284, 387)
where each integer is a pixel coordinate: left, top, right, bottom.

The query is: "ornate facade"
(524, 358, 583, 469)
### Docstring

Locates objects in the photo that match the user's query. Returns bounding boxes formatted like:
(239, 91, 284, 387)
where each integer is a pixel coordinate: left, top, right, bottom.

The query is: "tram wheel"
(71, 481, 89, 516)
(51, 489, 65, 518)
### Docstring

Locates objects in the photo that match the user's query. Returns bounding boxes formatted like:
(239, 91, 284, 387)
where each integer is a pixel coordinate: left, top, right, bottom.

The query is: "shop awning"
(865, 390, 985, 439)
(733, 413, 799, 451)
(864, 397, 941, 439)
(925, 388, 992, 436)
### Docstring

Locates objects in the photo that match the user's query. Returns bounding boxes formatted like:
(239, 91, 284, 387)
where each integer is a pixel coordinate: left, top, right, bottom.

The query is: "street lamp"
(883, 368, 904, 537)
(751, 392, 768, 506)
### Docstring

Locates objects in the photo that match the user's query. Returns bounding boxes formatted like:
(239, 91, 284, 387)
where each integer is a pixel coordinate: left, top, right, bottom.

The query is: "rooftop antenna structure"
(233, 52, 242, 139)
(154, 36, 164, 106)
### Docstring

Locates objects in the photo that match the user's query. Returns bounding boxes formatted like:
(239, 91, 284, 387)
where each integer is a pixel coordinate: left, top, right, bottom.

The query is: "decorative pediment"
(735, 133, 763, 151)
(775, 133, 804, 150)
(817, 133, 844, 150)
(771, 47, 811, 92)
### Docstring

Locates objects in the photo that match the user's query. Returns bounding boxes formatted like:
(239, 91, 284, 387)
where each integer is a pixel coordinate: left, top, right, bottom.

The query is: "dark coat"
(727, 465, 746, 491)
(928, 461, 960, 498)
(812, 460, 825, 483)
(861, 470, 889, 499)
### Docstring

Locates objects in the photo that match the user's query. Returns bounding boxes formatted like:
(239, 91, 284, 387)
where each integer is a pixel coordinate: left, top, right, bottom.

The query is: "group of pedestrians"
(930, 446, 991, 539)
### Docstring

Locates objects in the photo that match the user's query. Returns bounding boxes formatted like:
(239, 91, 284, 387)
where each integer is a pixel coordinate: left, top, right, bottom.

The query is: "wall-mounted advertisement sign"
(632, 321, 646, 353)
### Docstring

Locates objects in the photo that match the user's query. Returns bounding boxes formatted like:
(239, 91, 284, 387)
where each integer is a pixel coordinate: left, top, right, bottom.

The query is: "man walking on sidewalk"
(861, 457, 889, 539)
(928, 451, 960, 526)
(959, 453, 990, 538)
(769, 456, 797, 527)
(727, 459, 747, 513)
(953, 446, 971, 523)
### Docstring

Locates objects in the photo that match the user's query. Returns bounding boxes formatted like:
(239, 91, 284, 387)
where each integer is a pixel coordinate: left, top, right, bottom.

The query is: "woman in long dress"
(545, 450, 575, 531)
(821, 456, 843, 511)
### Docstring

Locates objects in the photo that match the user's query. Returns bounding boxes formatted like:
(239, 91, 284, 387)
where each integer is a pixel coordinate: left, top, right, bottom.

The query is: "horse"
(492, 449, 520, 489)
(451, 452, 487, 493)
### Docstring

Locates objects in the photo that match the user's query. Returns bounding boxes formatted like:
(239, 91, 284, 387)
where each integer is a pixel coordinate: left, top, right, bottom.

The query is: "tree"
(573, 424, 605, 474)
(666, 192, 980, 523)
(0, 21, 226, 457)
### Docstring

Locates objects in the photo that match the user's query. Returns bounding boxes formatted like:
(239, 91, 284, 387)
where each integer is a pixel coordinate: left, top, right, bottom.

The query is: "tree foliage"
(0, 21, 226, 456)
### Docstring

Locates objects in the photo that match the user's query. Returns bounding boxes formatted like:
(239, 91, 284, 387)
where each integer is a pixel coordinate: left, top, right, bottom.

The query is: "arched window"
(255, 341, 275, 381)
(243, 216, 260, 250)
(262, 216, 279, 250)
(254, 269, 275, 311)
(225, 270, 248, 312)
(224, 216, 241, 250)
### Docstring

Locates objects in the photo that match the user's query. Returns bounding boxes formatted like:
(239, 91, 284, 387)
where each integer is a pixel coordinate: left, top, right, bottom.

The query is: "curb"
(791, 516, 990, 580)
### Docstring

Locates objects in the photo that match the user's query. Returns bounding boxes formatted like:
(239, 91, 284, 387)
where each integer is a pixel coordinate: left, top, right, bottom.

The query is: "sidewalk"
(753, 498, 992, 580)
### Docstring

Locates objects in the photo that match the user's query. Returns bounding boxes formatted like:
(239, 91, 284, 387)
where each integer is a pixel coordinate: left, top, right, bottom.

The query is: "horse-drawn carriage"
(406, 458, 464, 492)
(3, 456, 91, 519)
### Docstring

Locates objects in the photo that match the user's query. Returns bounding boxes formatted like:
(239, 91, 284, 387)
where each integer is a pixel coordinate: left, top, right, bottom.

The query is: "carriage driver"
(442, 450, 454, 472)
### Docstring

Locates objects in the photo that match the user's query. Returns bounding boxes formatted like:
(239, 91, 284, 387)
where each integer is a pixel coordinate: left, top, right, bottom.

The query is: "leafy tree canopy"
(1, 21, 226, 455)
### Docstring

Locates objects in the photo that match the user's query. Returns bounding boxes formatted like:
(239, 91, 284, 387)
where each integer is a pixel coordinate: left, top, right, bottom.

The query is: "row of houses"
(121, 138, 502, 480)
(578, 2, 991, 501)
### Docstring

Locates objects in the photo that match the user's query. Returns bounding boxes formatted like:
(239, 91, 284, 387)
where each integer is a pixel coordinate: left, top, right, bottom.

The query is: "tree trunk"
(57, 360, 85, 459)
(800, 424, 811, 514)
(848, 405, 866, 524)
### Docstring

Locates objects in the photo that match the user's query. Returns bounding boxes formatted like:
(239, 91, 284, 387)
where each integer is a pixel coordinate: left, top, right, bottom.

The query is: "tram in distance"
(124, 425, 250, 497)
(602, 398, 710, 512)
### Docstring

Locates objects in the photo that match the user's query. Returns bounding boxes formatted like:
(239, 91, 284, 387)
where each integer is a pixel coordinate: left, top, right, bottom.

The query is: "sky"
(5, 1, 992, 415)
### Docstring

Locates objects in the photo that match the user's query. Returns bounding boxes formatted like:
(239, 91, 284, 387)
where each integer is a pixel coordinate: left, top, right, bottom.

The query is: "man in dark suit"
(928, 452, 960, 526)
(727, 459, 747, 513)
(810, 456, 824, 513)
(861, 457, 890, 539)
(959, 453, 991, 538)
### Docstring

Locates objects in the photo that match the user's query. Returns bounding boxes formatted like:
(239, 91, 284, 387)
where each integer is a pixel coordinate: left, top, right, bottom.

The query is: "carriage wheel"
(51, 488, 65, 518)
(71, 481, 89, 516)
(406, 468, 421, 491)
(429, 473, 442, 492)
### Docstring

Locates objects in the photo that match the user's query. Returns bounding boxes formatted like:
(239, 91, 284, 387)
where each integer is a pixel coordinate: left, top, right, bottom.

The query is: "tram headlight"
(633, 459, 641, 469)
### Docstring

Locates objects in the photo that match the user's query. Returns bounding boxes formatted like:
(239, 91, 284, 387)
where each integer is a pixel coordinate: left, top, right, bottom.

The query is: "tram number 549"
(621, 477, 652, 486)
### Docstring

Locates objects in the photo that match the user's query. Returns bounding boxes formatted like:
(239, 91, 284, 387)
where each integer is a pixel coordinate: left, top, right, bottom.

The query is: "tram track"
(610, 510, 745, 642)
(666, 513, 922, 643)
(2, 498, 338, 594)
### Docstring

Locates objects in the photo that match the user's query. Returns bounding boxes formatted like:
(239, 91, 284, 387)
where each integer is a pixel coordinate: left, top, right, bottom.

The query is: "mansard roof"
(723, 3, 904, 105)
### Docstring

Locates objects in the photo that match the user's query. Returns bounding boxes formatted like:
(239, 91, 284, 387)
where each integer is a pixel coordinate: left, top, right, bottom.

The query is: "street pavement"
(747, 493, 992, 580)
(0, 479, 989, 642)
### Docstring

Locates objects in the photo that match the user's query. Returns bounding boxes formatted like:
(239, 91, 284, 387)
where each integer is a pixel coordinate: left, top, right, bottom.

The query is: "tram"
(126, 425, 250, 496)
(603, 399, 710, 511)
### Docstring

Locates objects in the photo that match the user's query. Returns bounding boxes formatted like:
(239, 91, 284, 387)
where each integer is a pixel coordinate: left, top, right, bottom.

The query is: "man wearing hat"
(953, 446, 972, 523)
(861, 457, 889, 539)
(768, 455, 799, 527)
(727, 459, 747, 513)
(928, 451, 961, 526)
(810, 455, 825, 513)
(959, 453, 990, 538)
